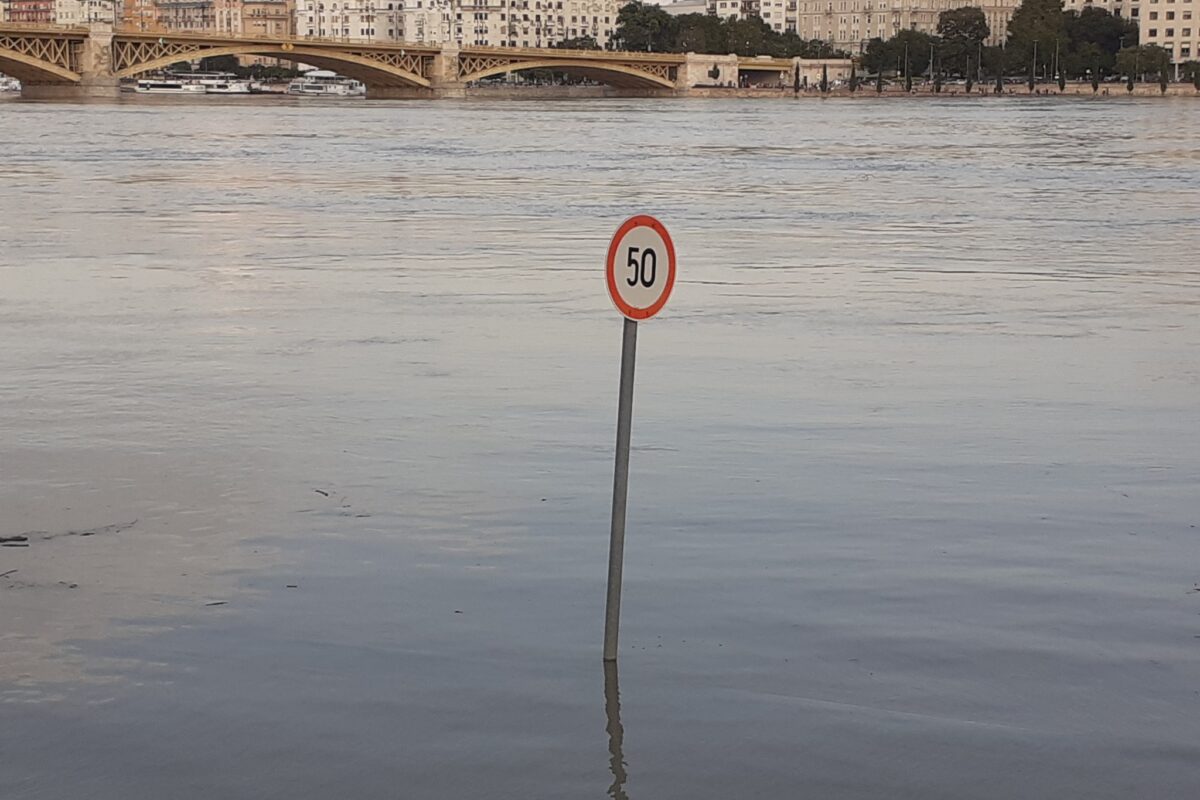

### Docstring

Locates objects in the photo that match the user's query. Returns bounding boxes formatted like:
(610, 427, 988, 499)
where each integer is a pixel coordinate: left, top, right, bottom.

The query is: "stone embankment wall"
(682, 83, 1200, 99)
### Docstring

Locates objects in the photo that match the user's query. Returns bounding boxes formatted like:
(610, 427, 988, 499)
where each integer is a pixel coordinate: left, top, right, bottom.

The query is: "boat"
(135, 78, 207, 94)
(183, 72, 254, 94)
(0, 76, 20, 93)
(286, 70, 366, 97)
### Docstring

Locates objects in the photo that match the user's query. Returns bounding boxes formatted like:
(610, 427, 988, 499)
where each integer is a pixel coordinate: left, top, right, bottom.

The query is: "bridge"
(0, 22, 846, 99)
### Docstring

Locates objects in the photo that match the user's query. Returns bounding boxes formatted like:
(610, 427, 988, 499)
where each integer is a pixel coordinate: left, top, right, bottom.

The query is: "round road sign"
(605, 215, 676, 321)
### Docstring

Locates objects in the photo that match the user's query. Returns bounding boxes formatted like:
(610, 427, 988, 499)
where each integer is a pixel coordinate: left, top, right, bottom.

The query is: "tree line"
(605, 1, 848, 58)
(603, 0, 1198, 87)
(860, 0, 1185, 83)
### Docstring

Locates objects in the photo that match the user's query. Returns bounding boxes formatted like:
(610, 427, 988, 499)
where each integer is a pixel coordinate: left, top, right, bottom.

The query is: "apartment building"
(120, 0, 158, 29)
(4, 0, 57, 22)
(51, 0, 114, 21)
(155, 0, 216, 29)
(682, 0, 1018, 48)
(242, 0, 292, 35)
(1132, 0, 1198, 63)
(293, 0, 616, 46)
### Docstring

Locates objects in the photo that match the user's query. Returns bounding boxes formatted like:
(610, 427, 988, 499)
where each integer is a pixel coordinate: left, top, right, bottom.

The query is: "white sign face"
(605, 215, 676, 321)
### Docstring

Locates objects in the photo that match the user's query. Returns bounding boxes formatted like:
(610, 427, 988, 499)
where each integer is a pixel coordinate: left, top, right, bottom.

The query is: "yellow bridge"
(0, 22, 845, 99)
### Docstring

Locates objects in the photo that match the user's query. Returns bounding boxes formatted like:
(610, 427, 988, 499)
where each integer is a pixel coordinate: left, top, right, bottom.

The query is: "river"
(2, 96, 1199, 798)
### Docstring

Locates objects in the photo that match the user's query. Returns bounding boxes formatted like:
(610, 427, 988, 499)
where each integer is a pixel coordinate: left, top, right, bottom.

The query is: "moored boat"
(286, 70, 365, 97)
(135, 78, 207, 94)
(185, 72, 254, 94)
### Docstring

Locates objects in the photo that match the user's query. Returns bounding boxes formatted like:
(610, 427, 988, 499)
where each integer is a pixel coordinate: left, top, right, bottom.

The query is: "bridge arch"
(0, 31, 82, 83)
(460, 59, 675, 90)
(113, 44, 430, 88)
(0, 49, 79, 83)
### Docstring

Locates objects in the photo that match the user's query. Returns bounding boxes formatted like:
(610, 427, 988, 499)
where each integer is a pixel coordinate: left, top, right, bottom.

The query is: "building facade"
(53, 0, 117, 23)
(242, 0, 293, 36)
(5, 0, 57, 22)
(121, 0, 158, 29)
(1063, 0, 1198, 65)
(155, 0, 216, 30)
(292, 0, 616, 46)
(1132, 0, 1198, 63)
(673, 0, 1018, 48)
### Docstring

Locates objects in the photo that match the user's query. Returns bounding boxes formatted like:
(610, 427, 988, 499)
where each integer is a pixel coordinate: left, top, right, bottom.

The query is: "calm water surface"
(2, 96, 1199, 798)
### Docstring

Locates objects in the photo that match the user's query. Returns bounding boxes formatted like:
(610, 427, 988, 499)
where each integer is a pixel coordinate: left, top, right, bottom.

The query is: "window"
(1149, 10, 1157, 17)
(1149, 27, 1157, 34)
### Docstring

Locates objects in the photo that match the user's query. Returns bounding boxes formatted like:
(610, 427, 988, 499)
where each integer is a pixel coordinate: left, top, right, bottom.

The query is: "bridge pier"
(20, 22, 120, 100)
(362, 46, 463, 99)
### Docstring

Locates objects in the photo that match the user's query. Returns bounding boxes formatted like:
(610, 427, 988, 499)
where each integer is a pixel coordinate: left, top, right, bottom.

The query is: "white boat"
(0, 76, 21, 93)
(184, 72, 254, 94)
(135, 78, 206, 94)
(286, 70, 366, 97)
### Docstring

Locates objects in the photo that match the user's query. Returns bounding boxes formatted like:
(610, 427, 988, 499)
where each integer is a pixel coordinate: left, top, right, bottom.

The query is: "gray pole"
(603, 317, 638, 661)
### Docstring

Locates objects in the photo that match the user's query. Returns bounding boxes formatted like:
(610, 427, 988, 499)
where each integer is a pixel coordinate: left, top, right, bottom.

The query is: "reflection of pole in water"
(604, 660, 629, 800)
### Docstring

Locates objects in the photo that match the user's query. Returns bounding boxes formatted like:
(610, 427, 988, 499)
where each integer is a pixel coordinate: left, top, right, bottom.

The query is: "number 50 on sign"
(605, 215, 677, 321)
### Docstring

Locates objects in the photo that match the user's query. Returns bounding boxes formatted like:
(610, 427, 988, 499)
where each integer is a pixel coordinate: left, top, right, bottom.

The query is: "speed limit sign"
(601, 214, 676, 662)
(605, 215, 677, 321)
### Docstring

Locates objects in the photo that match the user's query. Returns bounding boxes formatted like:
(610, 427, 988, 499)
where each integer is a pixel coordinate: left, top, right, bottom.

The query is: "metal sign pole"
(603, 317, 638, 662)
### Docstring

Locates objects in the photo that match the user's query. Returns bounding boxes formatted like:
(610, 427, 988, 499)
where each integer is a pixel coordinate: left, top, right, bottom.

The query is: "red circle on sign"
(605, 215, 677, 321)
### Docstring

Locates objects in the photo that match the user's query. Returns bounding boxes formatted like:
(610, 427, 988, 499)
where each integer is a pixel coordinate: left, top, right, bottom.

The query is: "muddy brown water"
(2, 96, 1199, 798)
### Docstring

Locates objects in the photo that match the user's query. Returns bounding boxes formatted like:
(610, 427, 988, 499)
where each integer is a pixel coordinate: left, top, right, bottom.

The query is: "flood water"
(2, 96, 1199, 798)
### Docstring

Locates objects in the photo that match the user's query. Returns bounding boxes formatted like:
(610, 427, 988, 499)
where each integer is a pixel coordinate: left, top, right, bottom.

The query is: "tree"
(555, 36, 601, 50)
(820, 63, 829, 93)
(613, 2, 677, 52)
(861, 37, 890, 75)
(965, 56, 974, 92)
(861, 30, 935, 77)
(1062, 7, 1135, 77)
(876, 69, 884, 93)
(1160, 52, 1170, 93)
(849, 62, 859, 92)
(1058, 62, 1066, 90)
(1117, 44, 1170, 83)
(938, 7, 989, 77)
(1007, 0, 1066, 77)
(724, 16, 772, 56)
(673, 13, 724, 54)
(1091, 60, 1100, 92)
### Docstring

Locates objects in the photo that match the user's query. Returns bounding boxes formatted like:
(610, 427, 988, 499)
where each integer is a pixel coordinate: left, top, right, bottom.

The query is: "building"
(1063, 0, 1197, 66)
(213, 0, 241, 32)
(242, 0, 293, 36)
(294, 0, 403, 40)
(793, 0, 1018, 50)
(293, 0, 617, 46)
(121, 0, 159, 29)
(156, 0, 216, 30)
(678, 0, 1017, 49)
(1131, 0, 1198, 64)
(660, 0, 707, 14)
(5, 0, 57, 22)
(54, 0, 116, 23)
